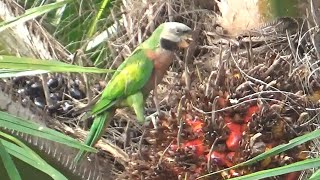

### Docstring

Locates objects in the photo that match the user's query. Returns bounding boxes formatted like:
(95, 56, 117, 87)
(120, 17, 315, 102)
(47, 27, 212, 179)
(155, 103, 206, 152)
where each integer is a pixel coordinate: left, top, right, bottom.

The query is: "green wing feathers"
(76, 49, 155, 163)
(91, 49, 154, 115)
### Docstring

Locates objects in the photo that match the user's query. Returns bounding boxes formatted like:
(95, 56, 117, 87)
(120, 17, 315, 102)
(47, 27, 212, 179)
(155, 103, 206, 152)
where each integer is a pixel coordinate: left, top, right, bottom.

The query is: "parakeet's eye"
(181, 29, 191, 33)
(176, 29, 188, 35)
(176, 28, 191, 35)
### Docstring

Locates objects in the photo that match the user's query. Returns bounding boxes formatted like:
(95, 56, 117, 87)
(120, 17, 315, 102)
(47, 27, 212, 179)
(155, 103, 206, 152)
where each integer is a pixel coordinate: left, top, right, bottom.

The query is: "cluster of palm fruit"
(121, 81, 313, 179)
(119, 27, 318, 179)
(0, 75, 104, 118)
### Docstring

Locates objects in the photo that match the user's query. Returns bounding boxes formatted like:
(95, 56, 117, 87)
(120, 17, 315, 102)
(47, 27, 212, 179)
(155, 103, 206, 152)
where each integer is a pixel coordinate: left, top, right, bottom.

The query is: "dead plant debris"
(1, 0, 320, 180)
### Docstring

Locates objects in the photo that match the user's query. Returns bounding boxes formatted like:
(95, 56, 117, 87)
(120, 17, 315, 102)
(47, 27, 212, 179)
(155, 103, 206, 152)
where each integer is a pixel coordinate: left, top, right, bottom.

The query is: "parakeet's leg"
(125, 92, 146, 124)
(74, 109, 115, 163)
(151, 92, 161, 129)
(126, 92, 160, 128)
(146, 76, 161, 129)
(153, 76, 161, 119)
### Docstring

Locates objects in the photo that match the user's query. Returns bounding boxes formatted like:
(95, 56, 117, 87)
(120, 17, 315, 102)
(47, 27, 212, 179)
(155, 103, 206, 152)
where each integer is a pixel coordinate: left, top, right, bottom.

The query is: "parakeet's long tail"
(74, 109, 115, 163)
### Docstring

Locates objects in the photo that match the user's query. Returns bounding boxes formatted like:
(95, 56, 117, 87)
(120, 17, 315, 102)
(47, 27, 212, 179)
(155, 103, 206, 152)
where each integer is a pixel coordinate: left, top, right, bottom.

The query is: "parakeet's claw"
(145, 112, 159, 129)
(145, 110, 166, 129)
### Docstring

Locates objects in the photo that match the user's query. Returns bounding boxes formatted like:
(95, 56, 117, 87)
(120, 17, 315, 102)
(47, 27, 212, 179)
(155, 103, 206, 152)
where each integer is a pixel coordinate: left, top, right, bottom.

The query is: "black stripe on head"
(160, 38, 178, 51)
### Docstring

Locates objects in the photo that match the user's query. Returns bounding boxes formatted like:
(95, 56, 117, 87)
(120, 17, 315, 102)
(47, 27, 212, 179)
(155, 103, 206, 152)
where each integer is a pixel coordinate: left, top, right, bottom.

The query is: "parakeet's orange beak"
(178, 34, 193, 48)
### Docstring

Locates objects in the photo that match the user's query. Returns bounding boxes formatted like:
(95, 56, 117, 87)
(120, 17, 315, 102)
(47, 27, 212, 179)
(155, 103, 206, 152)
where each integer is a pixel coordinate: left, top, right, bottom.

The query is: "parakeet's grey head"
(141, 22, 192, 51)
(159, 22, 192, 50)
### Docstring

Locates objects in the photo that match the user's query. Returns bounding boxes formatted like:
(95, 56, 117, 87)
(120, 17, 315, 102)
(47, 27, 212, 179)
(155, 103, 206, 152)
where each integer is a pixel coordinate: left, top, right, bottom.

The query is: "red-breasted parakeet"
(75, 22, 192, 162)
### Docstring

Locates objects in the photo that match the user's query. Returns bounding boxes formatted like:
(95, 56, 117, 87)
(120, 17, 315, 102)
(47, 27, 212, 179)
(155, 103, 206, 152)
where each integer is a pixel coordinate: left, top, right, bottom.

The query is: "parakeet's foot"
(145, 112, 158, 129)
(145, 110, 165, 129)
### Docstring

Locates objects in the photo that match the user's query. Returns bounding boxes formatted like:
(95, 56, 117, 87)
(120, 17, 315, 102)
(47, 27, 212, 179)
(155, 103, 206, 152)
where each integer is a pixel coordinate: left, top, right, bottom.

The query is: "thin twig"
(207, 137, 219, 172)
(177, 95, 186, 148)
(41, 74, 53, 107)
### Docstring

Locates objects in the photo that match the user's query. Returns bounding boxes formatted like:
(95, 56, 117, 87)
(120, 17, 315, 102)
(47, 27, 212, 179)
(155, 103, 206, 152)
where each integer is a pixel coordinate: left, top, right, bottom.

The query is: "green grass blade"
(198, 129, 320, 179)
(0, 140, 22, 180)
(0, 131, 44, 161)
(0, 111, 96, 152)
(0, 70, 48, 78)
(309, 169, 320, 180)
(229, 158, 320, 180)
(87, 0, 111, 37)
(0, 0, 73, 32)
(0, 55, 114, 76)
(1, 138, 67, 180)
